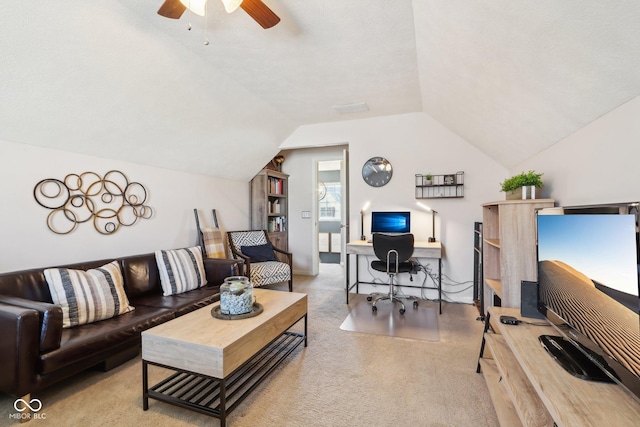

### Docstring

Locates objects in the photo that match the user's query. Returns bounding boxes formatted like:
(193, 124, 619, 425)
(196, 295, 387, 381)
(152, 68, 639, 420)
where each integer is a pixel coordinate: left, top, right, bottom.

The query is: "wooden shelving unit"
(481, 199, 554, 310)
(250, 169, 289, 251)
(473, 221, 484, 318)
(478, 307, 640, 426)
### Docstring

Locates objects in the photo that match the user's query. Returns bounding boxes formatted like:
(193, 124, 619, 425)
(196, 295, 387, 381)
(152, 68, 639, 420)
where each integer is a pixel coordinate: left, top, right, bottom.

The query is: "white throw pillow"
(155, 246, 206, 296)
(44, 261, 134, 328)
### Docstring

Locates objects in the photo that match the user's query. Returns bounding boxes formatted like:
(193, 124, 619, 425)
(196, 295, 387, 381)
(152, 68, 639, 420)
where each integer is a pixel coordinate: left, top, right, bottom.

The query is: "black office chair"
(367, 233, 419, 314)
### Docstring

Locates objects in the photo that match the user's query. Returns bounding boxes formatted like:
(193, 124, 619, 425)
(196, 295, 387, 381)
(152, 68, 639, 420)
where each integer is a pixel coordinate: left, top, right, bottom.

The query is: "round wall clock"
(362, 157, 393, 187)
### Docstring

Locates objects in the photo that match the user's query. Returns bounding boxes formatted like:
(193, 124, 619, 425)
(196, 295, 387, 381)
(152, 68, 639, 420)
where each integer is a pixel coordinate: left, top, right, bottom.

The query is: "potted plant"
(500, 170, 544, 200)
(424, 174, 433, 186)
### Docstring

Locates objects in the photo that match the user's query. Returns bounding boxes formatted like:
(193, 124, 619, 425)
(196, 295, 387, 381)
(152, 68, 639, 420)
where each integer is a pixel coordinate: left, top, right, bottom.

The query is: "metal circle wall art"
(34, 170, 153, 235)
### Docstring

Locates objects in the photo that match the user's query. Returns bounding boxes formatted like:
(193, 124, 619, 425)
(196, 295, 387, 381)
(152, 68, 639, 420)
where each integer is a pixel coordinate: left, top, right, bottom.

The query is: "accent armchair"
(227, 230, 293, 292)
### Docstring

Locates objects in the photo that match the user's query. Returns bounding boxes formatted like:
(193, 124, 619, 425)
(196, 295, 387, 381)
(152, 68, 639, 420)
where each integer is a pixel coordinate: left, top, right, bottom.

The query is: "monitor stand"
(538, 335, 615, 383)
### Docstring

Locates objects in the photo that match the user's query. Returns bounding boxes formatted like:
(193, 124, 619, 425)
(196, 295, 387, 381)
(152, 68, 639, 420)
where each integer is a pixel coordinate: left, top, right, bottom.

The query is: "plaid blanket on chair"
(202, 227, 226, 258)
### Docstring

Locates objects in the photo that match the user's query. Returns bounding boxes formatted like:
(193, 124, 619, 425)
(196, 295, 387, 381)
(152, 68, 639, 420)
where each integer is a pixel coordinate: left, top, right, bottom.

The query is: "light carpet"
(0, 264, 498, 427)
(339, 294, 440, 342)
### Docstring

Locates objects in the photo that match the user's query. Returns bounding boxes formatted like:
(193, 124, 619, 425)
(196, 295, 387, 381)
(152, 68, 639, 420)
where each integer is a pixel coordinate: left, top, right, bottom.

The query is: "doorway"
(317, 160, 342, 264)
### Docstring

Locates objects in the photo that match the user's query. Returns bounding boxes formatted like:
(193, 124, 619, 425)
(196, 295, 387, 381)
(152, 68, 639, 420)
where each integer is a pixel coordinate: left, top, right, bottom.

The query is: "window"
(318, 182, 341, 221)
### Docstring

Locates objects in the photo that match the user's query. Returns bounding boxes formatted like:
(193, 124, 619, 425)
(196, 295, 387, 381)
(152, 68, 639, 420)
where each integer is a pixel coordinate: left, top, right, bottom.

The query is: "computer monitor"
(370, 211, 411, 234)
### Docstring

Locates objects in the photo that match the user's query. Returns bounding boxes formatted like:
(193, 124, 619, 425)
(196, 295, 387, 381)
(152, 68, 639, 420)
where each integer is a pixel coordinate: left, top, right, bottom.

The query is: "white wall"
(513, 95, 640, 206)
(281, 112, 507, 303)
(0, 139, 250, 272)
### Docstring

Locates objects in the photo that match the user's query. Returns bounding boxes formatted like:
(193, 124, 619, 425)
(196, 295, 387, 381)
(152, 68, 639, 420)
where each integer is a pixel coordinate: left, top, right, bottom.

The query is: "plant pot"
(505, 185, 542, 200)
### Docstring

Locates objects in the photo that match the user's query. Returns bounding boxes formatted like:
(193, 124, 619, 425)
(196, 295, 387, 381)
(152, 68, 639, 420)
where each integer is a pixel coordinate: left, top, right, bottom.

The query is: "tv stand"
(539, 335, 615, 383)
(477, 307, 640, 426)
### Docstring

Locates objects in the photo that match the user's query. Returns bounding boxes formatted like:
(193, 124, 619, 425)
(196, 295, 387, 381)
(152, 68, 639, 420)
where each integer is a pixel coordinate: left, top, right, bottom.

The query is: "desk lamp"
(360, 201, 370, 241)
(417, 202, 438, 242)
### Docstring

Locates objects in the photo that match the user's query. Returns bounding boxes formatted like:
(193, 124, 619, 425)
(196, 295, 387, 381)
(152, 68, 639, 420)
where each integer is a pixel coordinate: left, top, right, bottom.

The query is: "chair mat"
(339, 294, 440, 342)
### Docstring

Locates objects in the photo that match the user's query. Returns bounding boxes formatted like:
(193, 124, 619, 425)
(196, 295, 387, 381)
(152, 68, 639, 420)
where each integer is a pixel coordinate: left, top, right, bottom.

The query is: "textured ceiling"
(414, 1, 640, 168)
(1, 1, 639, 180)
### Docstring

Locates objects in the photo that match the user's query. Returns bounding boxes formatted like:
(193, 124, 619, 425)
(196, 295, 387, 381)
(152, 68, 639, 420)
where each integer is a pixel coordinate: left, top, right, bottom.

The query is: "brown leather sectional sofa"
(0, 252, 240, 400)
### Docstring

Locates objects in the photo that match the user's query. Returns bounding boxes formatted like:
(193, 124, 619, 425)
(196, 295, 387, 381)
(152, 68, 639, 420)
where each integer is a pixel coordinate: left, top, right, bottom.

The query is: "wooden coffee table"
(142, 289, 307, 427)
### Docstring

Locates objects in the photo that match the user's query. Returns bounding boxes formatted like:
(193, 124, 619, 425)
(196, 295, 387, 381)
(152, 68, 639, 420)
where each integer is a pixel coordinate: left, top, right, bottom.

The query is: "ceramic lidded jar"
(220, 276, 254, 315)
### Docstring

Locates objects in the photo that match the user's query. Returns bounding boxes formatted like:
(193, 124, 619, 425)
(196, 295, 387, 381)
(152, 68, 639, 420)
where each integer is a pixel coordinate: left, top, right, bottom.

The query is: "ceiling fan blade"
(157, 0, 187, 19)
(240, 0, 281, 29)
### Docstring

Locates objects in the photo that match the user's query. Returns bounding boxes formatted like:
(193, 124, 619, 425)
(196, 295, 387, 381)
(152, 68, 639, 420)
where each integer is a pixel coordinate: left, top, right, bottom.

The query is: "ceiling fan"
(157, 0, 280, 29)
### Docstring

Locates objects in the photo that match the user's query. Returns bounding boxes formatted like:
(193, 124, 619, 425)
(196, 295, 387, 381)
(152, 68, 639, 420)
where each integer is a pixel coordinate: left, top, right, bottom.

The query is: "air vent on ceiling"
(333, 102, 369, 114)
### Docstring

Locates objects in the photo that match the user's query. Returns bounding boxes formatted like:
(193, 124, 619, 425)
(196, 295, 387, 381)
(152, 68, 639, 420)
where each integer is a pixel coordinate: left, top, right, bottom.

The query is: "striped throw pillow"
(44, 261, 134, 328)
(155, 246, 206, 296)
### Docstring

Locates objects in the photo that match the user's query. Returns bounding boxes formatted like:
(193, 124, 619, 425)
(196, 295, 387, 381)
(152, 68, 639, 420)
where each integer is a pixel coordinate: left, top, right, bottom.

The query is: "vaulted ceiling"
(2, 1, 639, 181)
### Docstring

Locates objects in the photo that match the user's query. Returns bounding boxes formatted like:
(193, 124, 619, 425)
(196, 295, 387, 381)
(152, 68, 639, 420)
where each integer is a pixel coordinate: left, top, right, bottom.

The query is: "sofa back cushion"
(0, 259, 115, 303)
(121, 253, 162, 299)
(0, 253, 167, 304)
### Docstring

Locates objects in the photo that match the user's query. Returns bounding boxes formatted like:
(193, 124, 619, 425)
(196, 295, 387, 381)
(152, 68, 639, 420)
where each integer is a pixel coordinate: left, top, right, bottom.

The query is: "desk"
(346, 240, 443, 313)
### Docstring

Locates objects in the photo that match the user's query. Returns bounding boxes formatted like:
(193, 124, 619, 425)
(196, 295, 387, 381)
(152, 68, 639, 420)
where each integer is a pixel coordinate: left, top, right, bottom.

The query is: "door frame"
(312, 151, 349, 273)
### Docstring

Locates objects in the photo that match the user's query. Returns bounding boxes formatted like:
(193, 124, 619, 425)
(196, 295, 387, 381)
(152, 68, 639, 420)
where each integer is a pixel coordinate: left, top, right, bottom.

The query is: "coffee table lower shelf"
(142, 331, 305, 426)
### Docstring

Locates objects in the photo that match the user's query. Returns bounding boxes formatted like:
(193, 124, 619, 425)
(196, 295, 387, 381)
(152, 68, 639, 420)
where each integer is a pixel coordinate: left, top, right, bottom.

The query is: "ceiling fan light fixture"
(179, 0, 207, 16)
(221, 0, 243, 13)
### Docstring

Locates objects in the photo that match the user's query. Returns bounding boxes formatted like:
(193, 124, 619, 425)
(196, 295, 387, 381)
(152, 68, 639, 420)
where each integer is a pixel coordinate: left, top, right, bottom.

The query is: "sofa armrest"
(0, 302, 40, 397)
(0, 296, 63, 353)
(203, 258, 244, 285)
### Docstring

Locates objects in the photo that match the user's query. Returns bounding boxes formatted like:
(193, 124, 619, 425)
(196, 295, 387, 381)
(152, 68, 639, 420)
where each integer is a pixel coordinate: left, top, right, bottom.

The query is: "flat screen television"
(370, 211, 411, 234)
(536, 202, 640, 402)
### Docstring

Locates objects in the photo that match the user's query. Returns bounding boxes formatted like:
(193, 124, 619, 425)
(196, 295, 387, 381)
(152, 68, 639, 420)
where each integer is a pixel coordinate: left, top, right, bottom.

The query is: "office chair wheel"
(367, 296, 372, 301)
(413, 301, 419, 308)
(372, 305, 377, 312)
(399, 308, 405, 315)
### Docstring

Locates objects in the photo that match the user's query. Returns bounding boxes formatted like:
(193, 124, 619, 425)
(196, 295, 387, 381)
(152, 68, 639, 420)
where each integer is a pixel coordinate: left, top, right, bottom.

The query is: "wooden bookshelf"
(250, 169, 289, 251)
(482, 199, 554, 309)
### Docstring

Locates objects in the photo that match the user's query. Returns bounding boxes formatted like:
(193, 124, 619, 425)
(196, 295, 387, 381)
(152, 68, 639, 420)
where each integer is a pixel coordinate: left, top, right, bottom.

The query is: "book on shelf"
(268, 200, 282, 214)
(268, 216, 286, 232)
(269, 178, 284, 195)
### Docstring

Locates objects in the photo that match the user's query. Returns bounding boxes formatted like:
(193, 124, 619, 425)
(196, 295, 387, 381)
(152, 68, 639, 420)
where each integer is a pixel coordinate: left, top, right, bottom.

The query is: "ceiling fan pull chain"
(186, 0, 194, 31)
(185, 1, 193, 30)
(203, 2, 209, 45)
